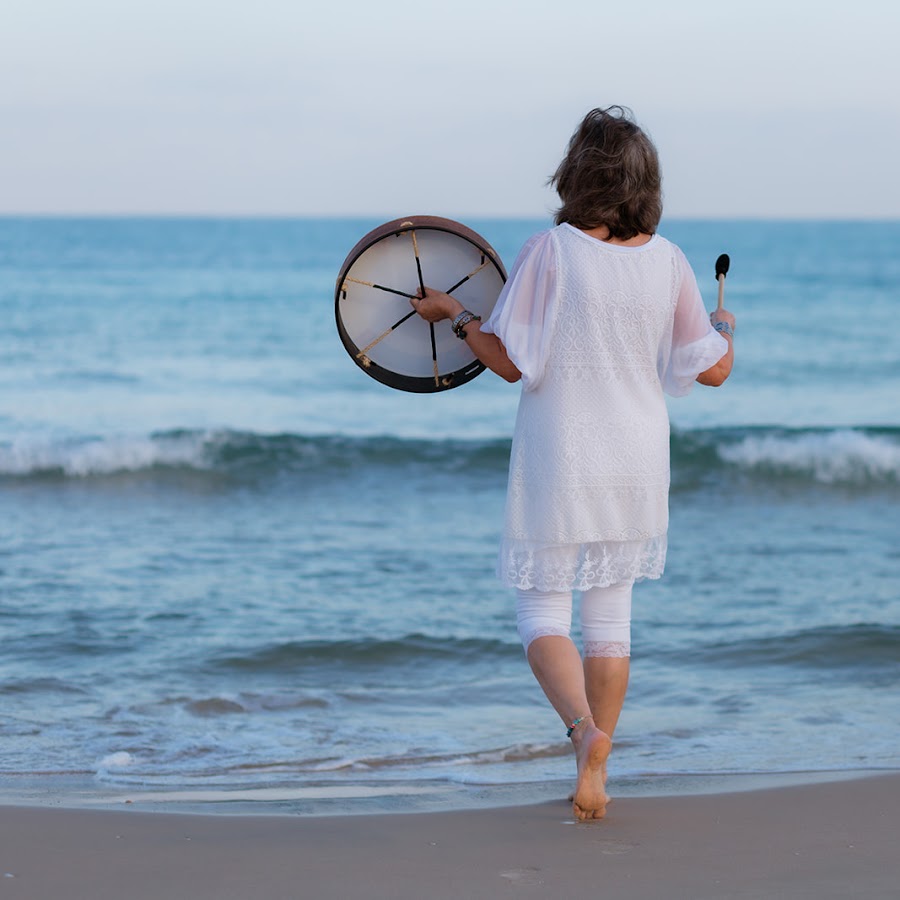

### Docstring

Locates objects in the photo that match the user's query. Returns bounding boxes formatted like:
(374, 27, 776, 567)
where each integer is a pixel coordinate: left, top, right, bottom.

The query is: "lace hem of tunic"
(583, 640, 631, 658)
(498, 535, 667, 591)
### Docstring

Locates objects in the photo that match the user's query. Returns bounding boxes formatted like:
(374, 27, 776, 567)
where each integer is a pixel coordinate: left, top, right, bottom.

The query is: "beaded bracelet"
(451, 309, 472, 332)
(713, 320, 735, 338)
(566, 715, 593, 738)
(452, 311, 481, 340)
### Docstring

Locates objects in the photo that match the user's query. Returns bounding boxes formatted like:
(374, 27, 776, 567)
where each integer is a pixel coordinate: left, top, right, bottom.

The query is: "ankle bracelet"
(566, 715, 592, 738)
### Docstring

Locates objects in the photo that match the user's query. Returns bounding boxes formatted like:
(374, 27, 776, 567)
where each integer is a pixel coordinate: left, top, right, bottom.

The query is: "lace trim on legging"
(522, 625, 570, 651)
(583, 640, 631, 658)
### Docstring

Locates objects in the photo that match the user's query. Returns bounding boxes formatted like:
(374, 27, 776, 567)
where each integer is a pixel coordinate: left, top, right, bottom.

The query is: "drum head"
(335, 216, 507, 393)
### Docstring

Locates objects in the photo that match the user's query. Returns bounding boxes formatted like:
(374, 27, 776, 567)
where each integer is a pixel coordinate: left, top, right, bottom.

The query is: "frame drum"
(335, 216, 507, 392)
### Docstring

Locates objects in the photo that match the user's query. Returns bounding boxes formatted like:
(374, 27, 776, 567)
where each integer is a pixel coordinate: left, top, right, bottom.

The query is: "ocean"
(1, 217, 898, 814)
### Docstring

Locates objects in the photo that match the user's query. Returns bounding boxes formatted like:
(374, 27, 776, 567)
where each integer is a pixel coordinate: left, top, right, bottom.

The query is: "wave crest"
(2, 426, 898, 487)
(0, 432, 214, 478)
(693, 623, 900, 669)
(208, 634, 517, 673)
(715, 429, 900, 485)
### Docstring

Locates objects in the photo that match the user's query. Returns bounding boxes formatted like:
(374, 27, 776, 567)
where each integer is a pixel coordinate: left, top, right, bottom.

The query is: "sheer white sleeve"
(480, 230, 559, 391)
(659, 247, 729, 397)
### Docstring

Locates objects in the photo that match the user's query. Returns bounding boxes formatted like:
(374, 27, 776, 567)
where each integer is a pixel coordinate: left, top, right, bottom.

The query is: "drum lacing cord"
(344, 245, 491, 379)
(409, 230, 441, 387)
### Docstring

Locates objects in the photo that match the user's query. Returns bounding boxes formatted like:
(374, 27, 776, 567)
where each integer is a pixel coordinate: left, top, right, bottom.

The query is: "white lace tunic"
(481, 223, 728, 591)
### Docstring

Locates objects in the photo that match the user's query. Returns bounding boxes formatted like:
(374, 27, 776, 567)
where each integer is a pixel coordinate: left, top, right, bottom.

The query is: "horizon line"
(2, 212, 899, 223)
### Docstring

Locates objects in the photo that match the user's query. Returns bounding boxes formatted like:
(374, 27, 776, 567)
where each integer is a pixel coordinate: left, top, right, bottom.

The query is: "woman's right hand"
(410, 287, 464, 323)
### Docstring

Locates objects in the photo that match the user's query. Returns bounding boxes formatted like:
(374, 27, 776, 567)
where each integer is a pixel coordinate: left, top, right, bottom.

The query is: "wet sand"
(1, 773, 898, 899)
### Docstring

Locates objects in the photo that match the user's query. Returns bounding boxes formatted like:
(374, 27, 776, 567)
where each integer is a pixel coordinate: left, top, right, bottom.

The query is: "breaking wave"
(2, 426, 898, 488)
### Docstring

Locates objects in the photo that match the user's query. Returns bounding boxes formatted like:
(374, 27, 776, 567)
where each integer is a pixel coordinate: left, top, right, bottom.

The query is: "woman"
(411, 106, 735, 821)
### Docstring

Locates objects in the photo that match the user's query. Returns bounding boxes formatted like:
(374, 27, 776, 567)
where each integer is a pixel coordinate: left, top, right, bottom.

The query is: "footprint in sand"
(499, 867, 544, 886)
(597, 839, 638, 855)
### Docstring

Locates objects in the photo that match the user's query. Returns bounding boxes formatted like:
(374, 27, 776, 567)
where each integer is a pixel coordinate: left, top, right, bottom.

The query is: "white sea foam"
(99, 752, 135, 769)
(0, 433, 212, 477)
(718, 429, 900, 484)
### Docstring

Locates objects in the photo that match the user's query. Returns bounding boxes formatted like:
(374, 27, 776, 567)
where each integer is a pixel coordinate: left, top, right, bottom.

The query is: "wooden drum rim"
(334, 216, 508, 393)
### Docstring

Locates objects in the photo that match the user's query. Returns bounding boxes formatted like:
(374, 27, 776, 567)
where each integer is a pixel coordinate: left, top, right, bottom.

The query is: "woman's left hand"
(710, 307, 736, 331)
(410, 288, 463, 323)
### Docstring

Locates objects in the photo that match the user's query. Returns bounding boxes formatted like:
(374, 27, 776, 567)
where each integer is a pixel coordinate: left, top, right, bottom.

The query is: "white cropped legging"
(515, 582, 633, 658)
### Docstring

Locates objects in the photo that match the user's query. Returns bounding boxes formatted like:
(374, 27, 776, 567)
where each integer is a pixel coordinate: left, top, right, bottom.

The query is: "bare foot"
(567, 756, 611, 806)
(571, 722, 612, 822)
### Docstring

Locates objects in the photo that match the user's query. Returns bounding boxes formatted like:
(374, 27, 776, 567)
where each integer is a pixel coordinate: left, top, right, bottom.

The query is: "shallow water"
(1, 217, 898, 812)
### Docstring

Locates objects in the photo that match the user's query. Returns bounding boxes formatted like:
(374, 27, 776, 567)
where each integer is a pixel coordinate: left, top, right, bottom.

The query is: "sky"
(2, 0, 899, 218)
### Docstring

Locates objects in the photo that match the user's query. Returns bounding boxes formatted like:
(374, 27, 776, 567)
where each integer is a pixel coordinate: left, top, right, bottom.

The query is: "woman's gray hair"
(549, 106, 663, 240)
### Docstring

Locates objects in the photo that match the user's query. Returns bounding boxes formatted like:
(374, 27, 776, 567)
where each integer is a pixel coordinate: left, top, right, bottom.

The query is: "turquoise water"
(1, 218, 899, 812)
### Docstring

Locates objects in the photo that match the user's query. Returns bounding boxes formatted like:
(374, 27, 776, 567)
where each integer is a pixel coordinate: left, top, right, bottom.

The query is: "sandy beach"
(1, 773, 897, 899)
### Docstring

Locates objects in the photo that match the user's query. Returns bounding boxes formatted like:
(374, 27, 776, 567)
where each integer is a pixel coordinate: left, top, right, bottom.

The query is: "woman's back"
(503, 226, 680, 590)
(546, 223, 678, 406)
